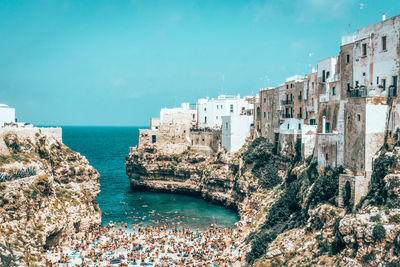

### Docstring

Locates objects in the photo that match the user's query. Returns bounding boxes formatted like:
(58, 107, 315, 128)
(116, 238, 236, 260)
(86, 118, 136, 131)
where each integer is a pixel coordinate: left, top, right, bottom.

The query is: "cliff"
(0, 131, 101, 266)
(126, 138, 400, 266)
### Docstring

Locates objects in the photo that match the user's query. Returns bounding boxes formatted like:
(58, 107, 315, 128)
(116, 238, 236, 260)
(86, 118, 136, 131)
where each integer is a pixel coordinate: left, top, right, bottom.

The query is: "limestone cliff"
(126, 138, 400, 266)
(126, 145, 256, 210)
(0, 132, 101, 266)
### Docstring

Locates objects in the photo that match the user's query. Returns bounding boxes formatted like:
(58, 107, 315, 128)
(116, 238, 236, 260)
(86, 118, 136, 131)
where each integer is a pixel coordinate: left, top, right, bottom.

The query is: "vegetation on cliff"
(0, 132, 101, 266)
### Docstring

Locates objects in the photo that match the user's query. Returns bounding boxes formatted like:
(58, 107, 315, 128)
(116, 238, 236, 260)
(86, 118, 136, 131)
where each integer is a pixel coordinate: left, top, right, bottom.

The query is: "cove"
(61, 126, 239, 229)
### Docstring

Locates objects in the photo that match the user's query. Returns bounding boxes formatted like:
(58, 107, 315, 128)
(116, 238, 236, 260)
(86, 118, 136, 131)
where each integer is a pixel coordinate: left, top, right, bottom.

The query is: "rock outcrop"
(126, 145, 257, 210)
(0, 132, 101, 266)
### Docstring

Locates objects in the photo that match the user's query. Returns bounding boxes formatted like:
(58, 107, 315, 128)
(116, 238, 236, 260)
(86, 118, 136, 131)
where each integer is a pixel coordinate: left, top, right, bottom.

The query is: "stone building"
(338, 14, 400, 207)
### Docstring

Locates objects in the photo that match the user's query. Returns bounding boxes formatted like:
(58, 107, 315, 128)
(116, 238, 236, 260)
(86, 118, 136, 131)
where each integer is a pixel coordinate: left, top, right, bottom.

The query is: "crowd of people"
(45, 222, 245, 266)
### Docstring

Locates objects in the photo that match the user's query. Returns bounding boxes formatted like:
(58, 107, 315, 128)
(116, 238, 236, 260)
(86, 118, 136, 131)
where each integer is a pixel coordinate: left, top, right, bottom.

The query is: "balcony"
(282, 113, 293, 119)
(346, 86, 397, 98)
(281, 100, 294, 105)
(306, 106, 315, 112)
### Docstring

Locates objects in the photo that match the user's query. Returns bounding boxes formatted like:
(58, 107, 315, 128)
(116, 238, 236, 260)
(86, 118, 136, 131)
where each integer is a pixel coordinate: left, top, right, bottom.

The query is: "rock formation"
(0, 132, 101, 266)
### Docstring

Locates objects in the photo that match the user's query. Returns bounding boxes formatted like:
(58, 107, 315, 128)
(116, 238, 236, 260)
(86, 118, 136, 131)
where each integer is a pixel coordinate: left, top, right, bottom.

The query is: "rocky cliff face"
(127, 138, 400, 266)
(0, 132, 101, 266)
(126, 145, 257, 210)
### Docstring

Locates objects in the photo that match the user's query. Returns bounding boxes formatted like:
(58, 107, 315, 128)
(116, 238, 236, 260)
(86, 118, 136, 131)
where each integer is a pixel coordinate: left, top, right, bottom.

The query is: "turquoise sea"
(62, 126, 238, 229)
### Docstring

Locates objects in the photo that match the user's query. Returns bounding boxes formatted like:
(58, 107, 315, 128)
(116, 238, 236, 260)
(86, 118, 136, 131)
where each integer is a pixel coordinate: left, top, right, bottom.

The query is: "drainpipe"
(322, 116, 326, 134)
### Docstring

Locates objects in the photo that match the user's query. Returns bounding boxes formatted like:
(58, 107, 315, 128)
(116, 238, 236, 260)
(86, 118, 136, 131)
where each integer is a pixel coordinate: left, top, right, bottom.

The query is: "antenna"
(221, 74, 225, 95)
(358, 3, 364, 30)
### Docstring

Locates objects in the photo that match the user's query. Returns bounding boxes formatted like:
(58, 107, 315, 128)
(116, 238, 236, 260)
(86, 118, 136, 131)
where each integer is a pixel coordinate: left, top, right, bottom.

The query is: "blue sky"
(0, 0, 399, 126)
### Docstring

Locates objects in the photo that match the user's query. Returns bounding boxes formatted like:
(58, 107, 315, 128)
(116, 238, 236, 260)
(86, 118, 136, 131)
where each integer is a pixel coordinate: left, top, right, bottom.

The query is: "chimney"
(382, 13, 386, 21)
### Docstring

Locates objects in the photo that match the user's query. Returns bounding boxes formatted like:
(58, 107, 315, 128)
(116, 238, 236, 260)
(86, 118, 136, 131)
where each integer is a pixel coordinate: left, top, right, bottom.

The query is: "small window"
(287, 123, 290, 129)
(204, 107, 207, 111)
(325, 153, 329, 161)
(326, 122, 330, 133)
(263, 112, 266, 118)
(226, 122, 228, 129)
(355, 81, 359, 88)
(346, 54, 350, 64)
(362, 43, 367, 56)
(332, 87, 336, 95)
(230, 104, 234, 113)
(264, 98, 266, 103)
(377, 76, 379, 85)
(363, 72, 366, 77)
(298, 123, 301, 130)
(267, 112, 270, 120)
(205, 116, 207, 123)
(347, 83, 351, 91)
(286, 84, 289, 89)
(326, 71, 330, 79)
(357, 114, 361, 121)
(382, 79, 386, 91)
(322, 70, 326, 82)
(382, 36, 387, 51)
(152, 135, 156, 143)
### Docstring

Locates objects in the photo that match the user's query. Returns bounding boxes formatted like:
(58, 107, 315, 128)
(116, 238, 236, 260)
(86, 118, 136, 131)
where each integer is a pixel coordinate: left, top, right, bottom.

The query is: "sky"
(0, 0, 399, 126)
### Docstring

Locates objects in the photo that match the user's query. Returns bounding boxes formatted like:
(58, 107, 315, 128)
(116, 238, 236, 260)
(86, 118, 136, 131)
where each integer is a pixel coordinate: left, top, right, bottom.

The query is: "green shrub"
(254, 162, 282, 190)
(361, 253, 375, 264)
(243, 137, 273, 164)
(370, 214, 381, 222)
(372, 224, 386, 242)
(246, 230, 278, 265)
(389, 214, 400, 224)
(307, 167, 343, 208)
(368, 154, 397, 205)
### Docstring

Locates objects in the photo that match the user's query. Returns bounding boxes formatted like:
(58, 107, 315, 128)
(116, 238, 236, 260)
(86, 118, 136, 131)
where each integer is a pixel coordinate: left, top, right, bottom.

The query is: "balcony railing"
(281, 114, 293, 119)
(281, 100, 294, 105)
(346, 86, 397, 98)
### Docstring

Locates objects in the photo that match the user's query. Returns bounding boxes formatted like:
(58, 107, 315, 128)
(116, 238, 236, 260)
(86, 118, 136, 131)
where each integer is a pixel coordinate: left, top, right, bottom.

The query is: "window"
(298, 123, 301, 130)
(332, 87, 336, 95)
(204, 107, 207, 111)
(322, 70, 326, 82)
(355, 81, 359, 88)
(363, 72, 366, 77)
(377, 76, 379, 85)
(382, 79, 386, 91)
(326, 71, 330, 79)
(310, 119, 316, 125)
(263, 112, 266, 118)
(267, 112, 270, 120)
(357, 114, 361, 121)
(382, 36, 387, 51)
(286, 84, 289, 89)
(230, 104, 234, 113)
(204, 116, 207, 123)
(347, 83, 351, 91)
(326, 122, 330, 133)
(346, 54, 350, 64)
(226, 122, 228, 129)
(264, 98, 266, 103)
(152, 135, 156, 143)
(312, 82, 314, 90)
(362, 43, 367, 56)
(216, 116, 218, 120)
(287, 123, 290, 129)
(325, 153, 329, 161)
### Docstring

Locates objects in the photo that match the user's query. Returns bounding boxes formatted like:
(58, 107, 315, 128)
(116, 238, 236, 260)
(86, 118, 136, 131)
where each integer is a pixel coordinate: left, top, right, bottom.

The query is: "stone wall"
(338, 174, 370, 207)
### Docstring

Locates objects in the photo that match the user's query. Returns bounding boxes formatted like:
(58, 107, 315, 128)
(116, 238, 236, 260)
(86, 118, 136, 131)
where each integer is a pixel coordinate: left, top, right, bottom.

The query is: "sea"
(61, 126, 239, 229)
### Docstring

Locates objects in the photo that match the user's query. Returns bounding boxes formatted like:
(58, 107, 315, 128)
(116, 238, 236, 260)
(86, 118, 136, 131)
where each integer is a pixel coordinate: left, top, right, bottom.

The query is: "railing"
(306, 106, 315, 112)
(281, 100, 294, 105)
(281, 114, 293, 119)
(346, 85, 397, 98)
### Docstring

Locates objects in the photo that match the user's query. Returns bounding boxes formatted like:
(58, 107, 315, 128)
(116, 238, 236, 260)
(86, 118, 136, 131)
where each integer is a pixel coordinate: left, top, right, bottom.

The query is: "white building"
(160, 102, 197, 126)
(198, 95, 254, 129)
(349, 14, 400, 97)
(0, 104, 15, 127)
(222, 114, 253, 152)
